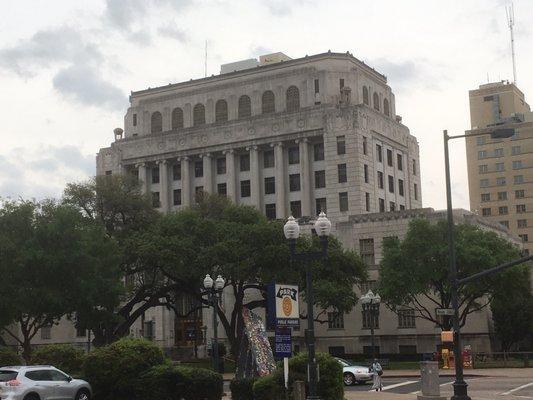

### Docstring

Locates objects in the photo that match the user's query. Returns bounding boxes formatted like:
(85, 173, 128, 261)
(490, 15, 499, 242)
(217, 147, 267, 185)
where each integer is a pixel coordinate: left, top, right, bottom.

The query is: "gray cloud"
(128, 30, 153, 46)
(158, 24, 188, 42)
(52, 64, 126, 110)
(261, 0, 314, 16)
(369, 58, 447, 91)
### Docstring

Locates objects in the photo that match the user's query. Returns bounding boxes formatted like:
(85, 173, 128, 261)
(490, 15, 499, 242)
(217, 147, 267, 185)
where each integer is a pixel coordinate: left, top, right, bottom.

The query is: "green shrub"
(136, 364, 187, 400)
(32, 344, 85, 375)
(181, 367, 223, 400)
(83, 337, 165, 400)
(230, 378, 256, 400)
(253, 374, 281, 400)
(0, 347, 22, 367)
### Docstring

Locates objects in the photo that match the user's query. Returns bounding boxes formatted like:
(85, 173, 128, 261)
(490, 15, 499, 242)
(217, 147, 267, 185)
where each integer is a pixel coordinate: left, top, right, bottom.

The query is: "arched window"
(262, 90, 275, 114)
(151, 111, 162, 133)
(193, 103, 205, 126)
(171, 107, 183, 129)
(362, 86, 369, 105)
(238, 95, 252, 118)
(215, 100, 228, 122)
(286, 86, 300, 112)
(383, 99, 390, 117)
(373, 93, 380, 111)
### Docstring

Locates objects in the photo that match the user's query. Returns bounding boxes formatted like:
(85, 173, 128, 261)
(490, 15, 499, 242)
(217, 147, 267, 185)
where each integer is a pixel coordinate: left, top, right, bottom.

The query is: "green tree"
(379, 218, 524, 330)
(490, 268, 533, 351)
(0, 200, 121, 361)
(127, 194, 366, 355)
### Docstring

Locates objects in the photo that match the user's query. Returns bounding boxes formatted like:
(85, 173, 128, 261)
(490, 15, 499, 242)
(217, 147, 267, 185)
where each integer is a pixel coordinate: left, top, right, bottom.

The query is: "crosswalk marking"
(369, 380, 419, 392)
(501, 382, 533, 396)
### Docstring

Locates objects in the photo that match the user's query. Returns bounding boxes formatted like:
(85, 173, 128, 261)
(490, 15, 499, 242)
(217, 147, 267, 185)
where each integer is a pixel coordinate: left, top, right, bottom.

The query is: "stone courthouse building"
(5, 52, 520, 356)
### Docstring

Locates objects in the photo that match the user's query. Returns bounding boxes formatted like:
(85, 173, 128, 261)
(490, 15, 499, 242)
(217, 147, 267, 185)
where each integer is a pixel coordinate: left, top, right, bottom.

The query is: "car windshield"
(0, 370, 18, 382)
(336, 358, 353, 367)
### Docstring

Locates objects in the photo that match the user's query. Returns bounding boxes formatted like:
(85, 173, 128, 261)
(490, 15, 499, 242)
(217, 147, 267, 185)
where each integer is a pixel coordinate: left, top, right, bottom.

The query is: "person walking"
(371, 359, 383, 392)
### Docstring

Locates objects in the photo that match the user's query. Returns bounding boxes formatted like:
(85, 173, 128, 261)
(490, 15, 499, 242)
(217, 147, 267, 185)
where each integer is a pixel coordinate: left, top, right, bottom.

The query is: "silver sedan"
(335, 357, 373, 386)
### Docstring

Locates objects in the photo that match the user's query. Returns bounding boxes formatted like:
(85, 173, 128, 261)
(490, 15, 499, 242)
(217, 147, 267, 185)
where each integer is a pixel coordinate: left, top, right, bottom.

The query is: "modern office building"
(466, 81, 533, 257)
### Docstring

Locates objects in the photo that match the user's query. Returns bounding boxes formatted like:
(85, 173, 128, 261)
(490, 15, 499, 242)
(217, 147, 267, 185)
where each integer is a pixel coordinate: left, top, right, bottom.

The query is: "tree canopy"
(379, 218, 525, 329)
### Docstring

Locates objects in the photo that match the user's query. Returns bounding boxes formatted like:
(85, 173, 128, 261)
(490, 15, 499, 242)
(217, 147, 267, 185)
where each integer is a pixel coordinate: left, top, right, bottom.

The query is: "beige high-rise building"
(466, 81, 533, 256)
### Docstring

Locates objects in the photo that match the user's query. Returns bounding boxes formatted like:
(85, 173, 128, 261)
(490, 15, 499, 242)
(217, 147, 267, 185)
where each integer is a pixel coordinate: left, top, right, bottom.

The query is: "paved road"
(346, 376, 533, 399)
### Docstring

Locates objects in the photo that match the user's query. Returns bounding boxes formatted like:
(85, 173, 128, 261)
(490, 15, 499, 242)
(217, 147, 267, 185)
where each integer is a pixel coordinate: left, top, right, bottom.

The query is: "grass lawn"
(178, 358, 236, 373)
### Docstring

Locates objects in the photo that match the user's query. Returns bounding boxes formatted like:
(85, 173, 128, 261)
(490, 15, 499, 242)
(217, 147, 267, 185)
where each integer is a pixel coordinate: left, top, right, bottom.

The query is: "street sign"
(436, 308, 454, 316)
(267, 283, 300, 329)
(274, 326, 292, 358)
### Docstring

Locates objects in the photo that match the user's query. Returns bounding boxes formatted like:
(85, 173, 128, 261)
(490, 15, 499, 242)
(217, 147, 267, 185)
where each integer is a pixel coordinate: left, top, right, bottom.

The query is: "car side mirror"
(67, 376, 73, 382)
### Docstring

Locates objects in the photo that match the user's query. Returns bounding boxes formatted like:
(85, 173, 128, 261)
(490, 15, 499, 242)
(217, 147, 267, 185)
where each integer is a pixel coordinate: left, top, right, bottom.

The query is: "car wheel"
(24, 395, 40, 400)
(76, 389, 91, 400)
(343, 372, 355, 386)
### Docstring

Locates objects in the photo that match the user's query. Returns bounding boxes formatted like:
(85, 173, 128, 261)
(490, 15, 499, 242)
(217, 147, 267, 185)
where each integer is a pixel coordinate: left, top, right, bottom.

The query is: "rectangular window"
(400, 204, 405, 210)
(264, 177, 275, 194)
(339, 78, 344, 89)
(478, 150, 487, 159)
(479, 164, 488, 173)
(500, 220, 509, 228)
(498, 206, 508, 215)
(399, 179, 404, 196)
(519, 234, 529, 243)
(495, 162, 505, 172)
(376, 144, 383, 162)
(290, 201, 302, 218)
(377, 171, 384, 189)
(217, 158, 226, 174)
(152, 167, 160, 184)
(132, 113, 137, 126)
(483, 95, 494, 102)
(514, 175, 524, 184)
(497, 192, 507, 201)
(315, 198, 327, 215)
(41, 325, 52, 340)
(389, 201, 396, 211)
(263, 150, 275, 168)
(313, 143, 324, 161)
(476, 136, 485, 145)
(379, 198, 385, 212)
(337, 136, 346, 155)
(518, 219, 527, 228)
(338, 164, 347, 183)
(265, 204, 276, 220)
(217, 183, 227, 196)
(480, 179, 489, 188)
(240, 154, 250, 171)
(482, 207, 491, 216)
(105, 170, 112, 175)
(496, 177, 506, 186)
(512, 146, 521, 155)
(363, 136, 368, 155)
(195, 186, 203, 197)
(365, 192, 370, 212)
(339, 192, 349, 212)
(314, 170, 326, 188)
(362, 310, 379, 329)
(516, 204, 526, 213)
(240, 180, 251, 197)
(328, 312, 344, 329)
(387, 149, 393, 167)
(388, 175, 394, 193)
(173, 164, 181, 181)
(359, 238, 375, 266)
(174, 187, 186, 206)
(397, 154, 403, 170)
(152, 192, 160, 208)
(195, 161, 203, 178)
(494, 148, 504, 157)
(516, 190, 525, 198)
(289, 174, 301, 191)
(481, 193, 491, 202)
(513, 160, 523, 169)
(398, 309, 416, 329)
(412, 159, 417, 175)
(314, 78, 319, 93)
(414, 183, 418, 200)
(288, 147, 300, 164)
(76, 326, 87, 338)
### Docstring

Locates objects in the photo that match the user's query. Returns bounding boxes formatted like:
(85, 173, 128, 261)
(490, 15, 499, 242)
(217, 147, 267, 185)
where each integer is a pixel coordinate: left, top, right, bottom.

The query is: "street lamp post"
(360, 290, 381, 360)
(284, 212, 332, 400)
(203, 273, 225, 373)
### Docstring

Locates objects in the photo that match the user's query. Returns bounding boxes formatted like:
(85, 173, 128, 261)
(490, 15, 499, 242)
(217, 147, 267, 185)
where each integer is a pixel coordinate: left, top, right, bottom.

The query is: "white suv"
(0, 365, 91, 400)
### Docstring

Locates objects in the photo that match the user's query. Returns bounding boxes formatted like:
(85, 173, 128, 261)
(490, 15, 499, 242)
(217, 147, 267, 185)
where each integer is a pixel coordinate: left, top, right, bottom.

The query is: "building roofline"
(130, 51, 388, 98)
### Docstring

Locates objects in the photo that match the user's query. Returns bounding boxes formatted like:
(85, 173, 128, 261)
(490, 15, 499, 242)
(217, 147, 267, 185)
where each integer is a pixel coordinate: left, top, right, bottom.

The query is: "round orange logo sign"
(282, 297, 292, 316)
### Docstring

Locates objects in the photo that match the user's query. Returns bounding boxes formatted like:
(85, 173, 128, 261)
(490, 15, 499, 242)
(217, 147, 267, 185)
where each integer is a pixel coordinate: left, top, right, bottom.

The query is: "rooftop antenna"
(505, 2, 517, 84)
(204, 40, 208, 78)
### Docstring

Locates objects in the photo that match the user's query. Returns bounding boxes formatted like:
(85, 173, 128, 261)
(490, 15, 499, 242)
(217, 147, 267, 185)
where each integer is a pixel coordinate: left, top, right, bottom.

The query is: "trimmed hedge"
(32, 344, 85, 375)
(230, 378, 256, 400)
(0, 347, 22, 367)
(83, 337, 165, 400)
(252, 352, 343, 400)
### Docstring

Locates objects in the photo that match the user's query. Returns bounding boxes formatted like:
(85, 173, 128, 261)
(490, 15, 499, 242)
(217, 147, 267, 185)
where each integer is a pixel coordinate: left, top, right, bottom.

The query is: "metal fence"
(472, 352, 532, 368)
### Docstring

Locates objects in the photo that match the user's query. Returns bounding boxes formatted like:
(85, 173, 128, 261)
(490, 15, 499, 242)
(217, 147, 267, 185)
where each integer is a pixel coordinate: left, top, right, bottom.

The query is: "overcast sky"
(1, 0, 531, 210)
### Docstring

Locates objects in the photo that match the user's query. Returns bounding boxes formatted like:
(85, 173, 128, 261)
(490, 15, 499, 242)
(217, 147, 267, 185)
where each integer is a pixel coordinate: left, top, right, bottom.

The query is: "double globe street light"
(203, 273, 225, 373)
(284, 212, 332, 400)
(360, 290, 381, 360)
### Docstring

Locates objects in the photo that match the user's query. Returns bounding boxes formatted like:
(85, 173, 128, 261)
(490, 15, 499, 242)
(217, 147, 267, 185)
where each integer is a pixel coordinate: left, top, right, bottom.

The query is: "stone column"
(202, 153, 213, 194)
(248, 145, 260, 209)
(136, 162, 148, 194)
(297, 138, 311, 217)
(180, 156, 191, 207)
(157, 160, 169, 212)
(224, 149, 236, 202)
(272, 142, 286, 218)
(162, 107, 171, 131)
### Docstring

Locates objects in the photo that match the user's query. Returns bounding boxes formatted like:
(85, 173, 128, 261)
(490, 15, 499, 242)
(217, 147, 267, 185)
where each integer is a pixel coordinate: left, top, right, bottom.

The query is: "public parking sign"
(274, 327, 292, 358)
(267, 283, 300, 329)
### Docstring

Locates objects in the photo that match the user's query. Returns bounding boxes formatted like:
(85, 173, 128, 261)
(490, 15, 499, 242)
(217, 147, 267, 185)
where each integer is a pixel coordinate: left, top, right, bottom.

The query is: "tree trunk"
(22, 337, 32, 364)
